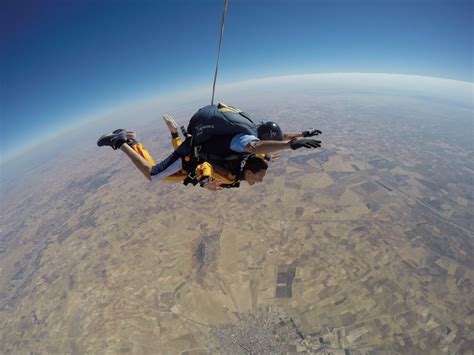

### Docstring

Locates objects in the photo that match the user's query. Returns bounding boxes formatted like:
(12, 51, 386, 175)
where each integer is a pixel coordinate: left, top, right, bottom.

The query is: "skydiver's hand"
(264, 153, 280, 162)
(200, 177, 223, 191)
(302, 128, 322, 137)
(163, 114, 178, 134)
(290, 138, 322, 150)
(204, 179, 223, 191)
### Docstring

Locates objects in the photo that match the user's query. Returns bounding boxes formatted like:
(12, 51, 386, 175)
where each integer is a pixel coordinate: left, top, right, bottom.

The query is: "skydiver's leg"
(98, 129, 184, 181)
(120, 143, 153, 181)
(129, 141, 155, 165)
(123, 115, 188, 180)
(120, 143, 185, 182)
(102, 129, 156, 165)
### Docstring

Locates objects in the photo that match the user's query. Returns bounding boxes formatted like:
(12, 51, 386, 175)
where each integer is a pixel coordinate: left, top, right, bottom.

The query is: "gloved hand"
(290, 138, 322, 150)
(302, 128, 322, 137)
(163, 114, 178, 134)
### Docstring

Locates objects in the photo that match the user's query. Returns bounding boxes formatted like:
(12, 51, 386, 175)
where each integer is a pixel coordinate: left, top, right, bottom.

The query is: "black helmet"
(257, 121, 283, 141)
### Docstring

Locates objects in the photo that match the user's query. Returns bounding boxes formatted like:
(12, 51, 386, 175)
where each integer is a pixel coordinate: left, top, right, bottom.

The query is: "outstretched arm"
(246, 138, 321, 155)
(283, 132, 303, 140)
(245, 140, 292, 154)
(284, 129, 322, 140)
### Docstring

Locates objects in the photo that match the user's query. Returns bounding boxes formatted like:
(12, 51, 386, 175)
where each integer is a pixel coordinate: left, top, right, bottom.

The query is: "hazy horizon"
(2, 72, 473, 165)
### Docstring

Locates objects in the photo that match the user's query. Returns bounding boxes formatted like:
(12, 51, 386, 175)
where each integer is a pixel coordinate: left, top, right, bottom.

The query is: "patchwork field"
(1, 90, 473, 354)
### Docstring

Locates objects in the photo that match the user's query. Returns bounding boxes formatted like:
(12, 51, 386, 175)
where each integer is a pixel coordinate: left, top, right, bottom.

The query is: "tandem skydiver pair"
(97, 103, 322, 190)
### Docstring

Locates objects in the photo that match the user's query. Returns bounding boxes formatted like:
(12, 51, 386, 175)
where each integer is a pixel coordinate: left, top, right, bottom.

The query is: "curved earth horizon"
(1, 72, 472, 165)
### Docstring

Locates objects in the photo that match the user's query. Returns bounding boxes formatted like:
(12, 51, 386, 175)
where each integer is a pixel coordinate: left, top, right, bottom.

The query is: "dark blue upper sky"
(1, 0, 472, 161)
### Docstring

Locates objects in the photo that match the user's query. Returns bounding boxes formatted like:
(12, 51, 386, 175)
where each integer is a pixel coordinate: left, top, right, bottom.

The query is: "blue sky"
(1, 0, 472, 162)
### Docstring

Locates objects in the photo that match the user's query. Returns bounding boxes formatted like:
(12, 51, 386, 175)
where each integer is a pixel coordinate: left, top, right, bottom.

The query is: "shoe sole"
(97, 130, 128, 148)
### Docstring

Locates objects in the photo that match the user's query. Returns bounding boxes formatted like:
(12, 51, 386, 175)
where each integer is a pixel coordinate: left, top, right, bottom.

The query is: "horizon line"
(2, 71, 473, 165)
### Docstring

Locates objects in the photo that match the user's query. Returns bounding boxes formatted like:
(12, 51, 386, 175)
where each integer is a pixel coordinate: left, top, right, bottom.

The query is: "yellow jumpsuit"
(132, 136, 238, 185)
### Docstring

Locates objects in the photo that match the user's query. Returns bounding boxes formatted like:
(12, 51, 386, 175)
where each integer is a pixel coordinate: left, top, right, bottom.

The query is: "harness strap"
(193, 145, 201, 160)
(180, 153, 200, 186)
(183, 172, 199, 186)
(196, 151, 231, 164)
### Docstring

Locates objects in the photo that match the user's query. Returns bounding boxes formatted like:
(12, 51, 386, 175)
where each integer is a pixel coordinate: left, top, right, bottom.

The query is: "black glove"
(290, 138, 322, 150)
(302, 128, 322, 137)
